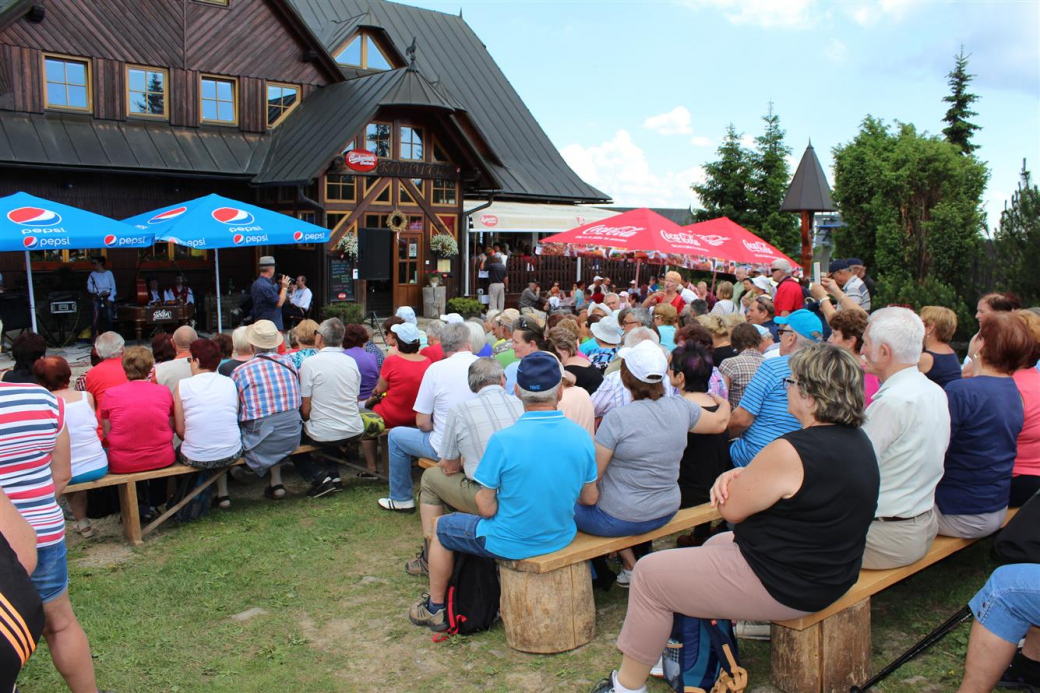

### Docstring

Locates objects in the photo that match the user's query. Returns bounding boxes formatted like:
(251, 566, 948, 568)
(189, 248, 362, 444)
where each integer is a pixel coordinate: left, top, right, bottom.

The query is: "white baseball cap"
(395, 306, 418, 325)
(390, 322, 420, 344)
(616, 339, 668, 383)
(593, 275, 603, 281)
(439, 313, 465, 324)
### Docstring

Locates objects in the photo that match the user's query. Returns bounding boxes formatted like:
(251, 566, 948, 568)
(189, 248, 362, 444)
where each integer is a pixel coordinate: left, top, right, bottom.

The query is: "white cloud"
(561, 130, 705, 209)
(685, 0, 817, 29)
(824, 38, 847, 63)
(848, 0, 913, 27)
(740, 133, 756, 149)
(690, 135, 714, 147)
(643, 106, 693, 136)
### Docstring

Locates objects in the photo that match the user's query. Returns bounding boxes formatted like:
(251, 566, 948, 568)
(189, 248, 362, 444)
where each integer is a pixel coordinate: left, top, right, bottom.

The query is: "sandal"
(216, 495, 231, 509)
(77, 521, 95, 539)
(264, 484, 287, 500)
(356, 471, 379, 480)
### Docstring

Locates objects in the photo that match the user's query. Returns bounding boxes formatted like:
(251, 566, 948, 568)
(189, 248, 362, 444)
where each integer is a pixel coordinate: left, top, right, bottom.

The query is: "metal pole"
(214, 248, 223, 333)
(576, 256, 582, 283)
(24, 251, 37, 332)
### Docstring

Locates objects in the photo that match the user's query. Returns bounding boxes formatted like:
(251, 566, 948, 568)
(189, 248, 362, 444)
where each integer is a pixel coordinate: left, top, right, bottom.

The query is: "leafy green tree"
(749, 103, 799, 254)
(692, 124, 754, 225)
(994, 160, 1040, 304)
(832, 117, 988, 302)
(942, 47, 981, 155)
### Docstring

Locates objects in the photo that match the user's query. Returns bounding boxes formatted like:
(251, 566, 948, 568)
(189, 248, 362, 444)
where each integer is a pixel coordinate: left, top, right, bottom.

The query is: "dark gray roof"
(602, 206, 693, 225)
(286, 0, 609, 203)
(781, 143, 836, 212)
(256, 68, 472, 185)
(0, 111, 270, 177)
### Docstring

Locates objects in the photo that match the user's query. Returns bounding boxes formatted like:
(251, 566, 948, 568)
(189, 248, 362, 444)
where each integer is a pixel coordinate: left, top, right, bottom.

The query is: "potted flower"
(335, 232, 358, 259)
(430, 233, 459, 258)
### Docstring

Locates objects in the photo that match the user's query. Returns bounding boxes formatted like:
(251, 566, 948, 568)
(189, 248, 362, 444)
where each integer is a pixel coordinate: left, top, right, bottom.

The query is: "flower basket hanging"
(335, 232, 358, 259)
(430, 233, 459, 258)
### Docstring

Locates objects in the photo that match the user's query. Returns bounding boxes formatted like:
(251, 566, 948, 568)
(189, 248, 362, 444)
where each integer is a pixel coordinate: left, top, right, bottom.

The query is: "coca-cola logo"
(742, 239, 773, 255)
(579, 225, 643, 239)
(699, 235, 729, 247)
(344, 149, 378, 172)
(480, 214, 498, 227)
(659, 230, 704, 247)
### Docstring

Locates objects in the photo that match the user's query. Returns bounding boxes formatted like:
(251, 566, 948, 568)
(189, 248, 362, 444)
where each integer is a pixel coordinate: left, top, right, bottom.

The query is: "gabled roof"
(0, 0, 30, 32)
(781, 143, 836, 213)
(0, 112, 270, 178)
(286, 0, 609, 204)
(256, 68, 481, 186)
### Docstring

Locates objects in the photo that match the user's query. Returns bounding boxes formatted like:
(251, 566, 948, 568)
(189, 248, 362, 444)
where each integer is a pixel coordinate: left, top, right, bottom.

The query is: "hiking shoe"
(409, 594, 448, 632)
(590, 671, 644, 693)
(377, 497, 415, 513)
(615, 568, 633, 588)
(307, 476, 337, 498)
(331, 475, 343, 491)
(735, 620, 771, 640)
(998, 651, 1040, 691)
(405, 551, 429, 577)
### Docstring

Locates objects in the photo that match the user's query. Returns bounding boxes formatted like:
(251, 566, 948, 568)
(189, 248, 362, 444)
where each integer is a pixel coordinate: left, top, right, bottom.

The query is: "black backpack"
(439, 553, 500, 638)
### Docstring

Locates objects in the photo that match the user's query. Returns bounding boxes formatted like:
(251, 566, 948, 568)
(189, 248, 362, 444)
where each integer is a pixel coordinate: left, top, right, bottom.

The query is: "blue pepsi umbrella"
(123, 194, 330, 331)
(1, 192, 153, 332)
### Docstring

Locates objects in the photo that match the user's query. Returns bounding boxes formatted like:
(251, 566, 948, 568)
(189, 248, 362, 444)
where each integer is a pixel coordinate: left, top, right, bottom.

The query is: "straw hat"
(246, 320, 284, 349)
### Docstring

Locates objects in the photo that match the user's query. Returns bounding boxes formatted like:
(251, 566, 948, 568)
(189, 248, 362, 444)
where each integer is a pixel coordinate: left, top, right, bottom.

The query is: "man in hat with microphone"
(251, 255, 290, 330)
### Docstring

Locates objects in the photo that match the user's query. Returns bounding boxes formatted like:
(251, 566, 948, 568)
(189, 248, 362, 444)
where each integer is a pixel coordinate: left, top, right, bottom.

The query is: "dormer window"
(335, 32, 393, 71)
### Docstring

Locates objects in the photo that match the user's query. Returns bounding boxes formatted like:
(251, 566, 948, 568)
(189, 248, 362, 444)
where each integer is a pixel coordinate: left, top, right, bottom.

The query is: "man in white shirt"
(861, 307, 950, 569)
(283, 275, 312, 323)
(379, 323, 478, 512)
(296, 318, 363, 498)
(87, 255, 117, 338)
(164, 275, 194, 305)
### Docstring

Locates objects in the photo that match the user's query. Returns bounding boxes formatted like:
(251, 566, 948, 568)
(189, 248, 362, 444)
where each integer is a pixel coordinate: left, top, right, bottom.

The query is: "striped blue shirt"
(729, 355, 800, 467)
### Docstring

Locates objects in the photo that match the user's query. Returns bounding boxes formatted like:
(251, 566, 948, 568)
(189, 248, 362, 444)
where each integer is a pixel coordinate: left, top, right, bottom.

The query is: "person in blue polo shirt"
(728, 309, 823, 467)
(409, 352, 599, 632)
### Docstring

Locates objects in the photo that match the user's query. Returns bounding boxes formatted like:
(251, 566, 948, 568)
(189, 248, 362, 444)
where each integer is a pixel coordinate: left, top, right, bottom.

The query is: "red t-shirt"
(84, 357, 128, 440)
(373, 355, 432, 429)
(99, 380, 175, 473)
(773, 278, 804, 316)
(420, 343, 444, 362)
(650, 292, 685, 312)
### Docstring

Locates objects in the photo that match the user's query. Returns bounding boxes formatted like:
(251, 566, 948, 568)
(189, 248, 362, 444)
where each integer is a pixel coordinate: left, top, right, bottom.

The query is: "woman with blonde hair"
(287, 319, 320, 370)
(652, 304, 678, 351)
(697, 314, 737, 365)
(919, 306, 961, 388)
(547, 326, 602, 395)
(641, 270, 686, 312)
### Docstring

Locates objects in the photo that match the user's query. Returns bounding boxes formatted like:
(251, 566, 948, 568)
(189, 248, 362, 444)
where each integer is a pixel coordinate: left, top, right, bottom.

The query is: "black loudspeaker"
(357, 228, 392, 280)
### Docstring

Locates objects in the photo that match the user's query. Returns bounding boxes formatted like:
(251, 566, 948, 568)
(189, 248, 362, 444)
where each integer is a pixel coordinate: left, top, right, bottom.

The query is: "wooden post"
(800, 210, 814, 273)
(117, 481, 143, 547)
(771, 597, 871, 693)
(498, 562, 595, 653)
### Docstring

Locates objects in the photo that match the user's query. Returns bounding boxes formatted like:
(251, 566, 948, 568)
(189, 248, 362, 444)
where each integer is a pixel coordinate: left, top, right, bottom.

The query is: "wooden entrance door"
(395, 230, 423, 310)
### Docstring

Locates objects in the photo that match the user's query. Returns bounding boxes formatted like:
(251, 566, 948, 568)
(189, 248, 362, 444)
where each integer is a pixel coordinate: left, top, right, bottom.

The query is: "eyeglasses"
(622, 319, 641, 327)
(776, 328, 794, 336)
(782, 377, 799, 389)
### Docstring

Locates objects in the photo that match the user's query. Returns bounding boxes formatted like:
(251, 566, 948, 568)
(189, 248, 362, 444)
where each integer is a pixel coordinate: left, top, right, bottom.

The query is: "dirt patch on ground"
(74, 542, 134, 569)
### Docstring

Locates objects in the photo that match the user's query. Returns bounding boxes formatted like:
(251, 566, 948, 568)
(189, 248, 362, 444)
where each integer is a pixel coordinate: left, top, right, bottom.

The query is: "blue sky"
(399, 0, 1039, 230)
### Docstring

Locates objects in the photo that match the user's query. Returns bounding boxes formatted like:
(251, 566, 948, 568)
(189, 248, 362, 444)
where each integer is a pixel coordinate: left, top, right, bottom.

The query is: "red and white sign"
(480, 214, 498, 227)
(344, 149, 378, 173)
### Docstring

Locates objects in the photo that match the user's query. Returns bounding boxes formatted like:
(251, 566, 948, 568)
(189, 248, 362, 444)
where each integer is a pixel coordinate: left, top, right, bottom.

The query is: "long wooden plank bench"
(769, 507, 1019, 693)
(497, 503, 723, 653)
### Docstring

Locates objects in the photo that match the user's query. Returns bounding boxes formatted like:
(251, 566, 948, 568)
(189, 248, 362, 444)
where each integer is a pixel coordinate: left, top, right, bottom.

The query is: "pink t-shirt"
(864, 372, 880, 409)
(99, 380, 174, 474)
(1013, 368, 1040, 477)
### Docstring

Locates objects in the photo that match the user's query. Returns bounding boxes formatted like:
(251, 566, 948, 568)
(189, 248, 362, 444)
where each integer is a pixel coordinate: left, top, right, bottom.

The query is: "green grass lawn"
(18, 472, 998, 692)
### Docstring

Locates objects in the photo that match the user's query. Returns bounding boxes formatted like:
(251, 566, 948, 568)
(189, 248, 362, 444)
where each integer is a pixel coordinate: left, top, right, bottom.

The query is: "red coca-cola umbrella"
(683, 217, 799, 268)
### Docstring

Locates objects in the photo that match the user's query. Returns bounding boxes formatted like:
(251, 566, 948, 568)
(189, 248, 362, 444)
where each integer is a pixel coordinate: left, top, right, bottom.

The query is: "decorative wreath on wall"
(387, 210, 408, 233)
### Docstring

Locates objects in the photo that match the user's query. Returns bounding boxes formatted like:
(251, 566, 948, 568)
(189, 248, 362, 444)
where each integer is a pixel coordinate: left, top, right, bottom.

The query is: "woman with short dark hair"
(151, 333, 176, 364)
(2, 331, 46, 383)
(343, 323, 380, 401)
(34, 356, 107, 538)
(591, 343, 879, 693)
(173, 340, 242, 508)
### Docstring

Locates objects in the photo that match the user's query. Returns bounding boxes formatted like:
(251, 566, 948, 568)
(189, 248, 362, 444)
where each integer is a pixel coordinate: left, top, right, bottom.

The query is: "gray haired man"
(405, 358, 523, 576)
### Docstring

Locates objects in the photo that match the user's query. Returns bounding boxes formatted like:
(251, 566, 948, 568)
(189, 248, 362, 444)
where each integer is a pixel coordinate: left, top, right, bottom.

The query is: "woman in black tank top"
(919, 306, 963, 389)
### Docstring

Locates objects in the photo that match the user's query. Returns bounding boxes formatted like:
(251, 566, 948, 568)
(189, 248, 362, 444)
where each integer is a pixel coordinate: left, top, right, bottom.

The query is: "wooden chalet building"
(0, 0, 608, 333)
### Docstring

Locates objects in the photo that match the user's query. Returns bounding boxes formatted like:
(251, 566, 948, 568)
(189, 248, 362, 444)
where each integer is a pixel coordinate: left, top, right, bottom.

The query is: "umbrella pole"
(24, 251, 38, 333)
(634, 259, 641, 287)
(214, 248, 223, 333)
(710, 262, 718, 294)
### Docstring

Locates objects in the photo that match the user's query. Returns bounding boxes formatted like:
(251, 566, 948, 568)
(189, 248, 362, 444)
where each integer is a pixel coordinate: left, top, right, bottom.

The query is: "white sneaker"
(649, 656, 664, 678)
(735, 620, 771, 640)
(377, 497, 416, 513)
(615, 568, 633, 588)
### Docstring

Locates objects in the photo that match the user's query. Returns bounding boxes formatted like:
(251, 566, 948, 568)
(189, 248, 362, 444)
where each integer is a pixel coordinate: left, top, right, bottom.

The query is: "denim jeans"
(969, 564, 1040, 644)
(388, 426, 437, 501)
(573, 503, 675, 537)
(436, 512, 501, 559)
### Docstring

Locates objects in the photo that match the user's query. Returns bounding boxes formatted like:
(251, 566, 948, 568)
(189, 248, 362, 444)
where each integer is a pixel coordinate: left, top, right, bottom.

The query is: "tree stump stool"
(497, 561, 595, 653)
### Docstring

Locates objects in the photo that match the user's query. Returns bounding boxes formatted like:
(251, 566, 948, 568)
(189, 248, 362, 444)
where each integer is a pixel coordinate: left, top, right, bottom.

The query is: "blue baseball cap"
(516, 352, 562, 392)
(846, 258, 864, 267)
(828, 258, 849, 273)
(775, 309, 823, 341)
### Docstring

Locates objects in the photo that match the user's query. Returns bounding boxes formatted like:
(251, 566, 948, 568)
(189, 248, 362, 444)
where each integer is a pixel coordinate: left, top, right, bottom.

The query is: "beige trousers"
(862, 509, 939, 570)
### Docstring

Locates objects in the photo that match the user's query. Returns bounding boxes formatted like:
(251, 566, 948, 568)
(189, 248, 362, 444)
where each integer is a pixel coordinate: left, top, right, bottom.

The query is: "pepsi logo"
(212, 207, 255, 226)
(104, 234, 118, 247)
(148, 206, 187, 224)
(293, 231, 303, 242)
(23, 236, 38, 249)
(7, 206, 62, 227)
(233, 234, 244, 245)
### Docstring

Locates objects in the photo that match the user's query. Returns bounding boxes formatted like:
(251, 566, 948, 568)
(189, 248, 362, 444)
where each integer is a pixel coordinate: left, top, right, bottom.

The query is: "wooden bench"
(418, 457, 437, 470)
(496, 503, 722, 653)
(64, 443, 323, 546)
(769, 507, 1020, 693)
